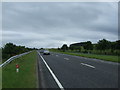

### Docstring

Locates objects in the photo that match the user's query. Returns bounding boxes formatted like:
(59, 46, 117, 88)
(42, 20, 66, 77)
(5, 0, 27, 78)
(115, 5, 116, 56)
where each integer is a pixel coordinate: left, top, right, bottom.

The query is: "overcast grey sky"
(2, 2, 118, 48)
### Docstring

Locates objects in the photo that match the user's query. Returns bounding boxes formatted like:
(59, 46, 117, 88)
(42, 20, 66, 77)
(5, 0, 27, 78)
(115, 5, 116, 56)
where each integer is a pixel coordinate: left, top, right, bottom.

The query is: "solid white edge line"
(37, 51, 64, 90)
(81, 63, 95, 69)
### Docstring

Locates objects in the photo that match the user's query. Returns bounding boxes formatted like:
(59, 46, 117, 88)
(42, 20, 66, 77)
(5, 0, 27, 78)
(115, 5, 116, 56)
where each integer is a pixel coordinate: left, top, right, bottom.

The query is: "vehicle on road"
(43, 50, 50, 55)
(40, 49, 44, 53)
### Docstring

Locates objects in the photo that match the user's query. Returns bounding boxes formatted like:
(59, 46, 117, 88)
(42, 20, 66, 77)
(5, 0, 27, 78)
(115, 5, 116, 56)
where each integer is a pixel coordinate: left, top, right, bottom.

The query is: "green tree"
(96, 39, 111, 50)
(69, 45, 74, 51)
(2, 43, 16, 55)
(115, 40, 120, 50)
(2, 43, 33, 61)
(58, 47, 61, 50)
(83, 41, 93, 50)
(61, 44, 68, 52)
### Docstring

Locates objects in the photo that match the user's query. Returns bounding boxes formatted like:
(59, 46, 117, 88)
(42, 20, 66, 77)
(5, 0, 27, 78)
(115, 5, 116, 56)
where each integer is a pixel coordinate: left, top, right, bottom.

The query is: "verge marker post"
(16, 64, 19, 72)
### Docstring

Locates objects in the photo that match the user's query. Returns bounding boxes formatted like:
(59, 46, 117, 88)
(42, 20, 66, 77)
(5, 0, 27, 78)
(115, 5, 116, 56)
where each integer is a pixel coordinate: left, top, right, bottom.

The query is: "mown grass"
(0, 63, 1, 87)
(2, 51, 37, 88)
(50, 50, 119, 63)
(0, 49, 2, 89)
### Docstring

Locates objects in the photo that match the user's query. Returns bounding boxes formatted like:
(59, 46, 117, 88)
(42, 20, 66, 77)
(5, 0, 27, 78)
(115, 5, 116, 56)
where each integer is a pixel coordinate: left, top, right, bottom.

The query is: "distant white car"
(43, 50, 50, 55)
(40, 49, 44, 53)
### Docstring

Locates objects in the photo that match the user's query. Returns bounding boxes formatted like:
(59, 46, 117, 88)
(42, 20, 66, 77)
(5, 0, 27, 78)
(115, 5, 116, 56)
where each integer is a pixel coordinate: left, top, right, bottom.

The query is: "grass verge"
(0, 67, 2, 90)
(2, 51, 37, 88)
(0, 52, 2, 89)
(50, 50, 119, 63)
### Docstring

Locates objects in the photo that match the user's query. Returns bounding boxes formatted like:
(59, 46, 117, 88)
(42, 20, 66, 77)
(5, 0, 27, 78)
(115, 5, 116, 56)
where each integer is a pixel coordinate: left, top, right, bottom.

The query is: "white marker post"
(16, 64, 19, 72)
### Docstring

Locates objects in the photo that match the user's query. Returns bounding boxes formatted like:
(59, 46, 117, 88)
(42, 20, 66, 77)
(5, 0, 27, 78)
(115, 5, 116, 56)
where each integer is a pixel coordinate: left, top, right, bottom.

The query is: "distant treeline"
(60, 39, 120, 55)
(2, 43, 37, 61)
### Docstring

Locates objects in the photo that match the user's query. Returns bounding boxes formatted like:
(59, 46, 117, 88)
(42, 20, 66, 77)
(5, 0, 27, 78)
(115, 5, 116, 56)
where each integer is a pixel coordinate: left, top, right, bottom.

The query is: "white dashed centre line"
(81, 63, 95, 69)
(56, 55, 58, 57)
(64, 58, 69, 60)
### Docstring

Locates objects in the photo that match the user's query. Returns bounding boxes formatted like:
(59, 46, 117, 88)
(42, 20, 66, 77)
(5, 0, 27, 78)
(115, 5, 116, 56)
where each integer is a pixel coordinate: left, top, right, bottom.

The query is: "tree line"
(2, 43, 37, 61)
(60, 39, 120, 55)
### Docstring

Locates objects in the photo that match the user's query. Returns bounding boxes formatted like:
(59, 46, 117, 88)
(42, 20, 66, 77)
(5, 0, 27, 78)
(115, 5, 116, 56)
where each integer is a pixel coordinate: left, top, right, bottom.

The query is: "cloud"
(2, 2, 118, 48)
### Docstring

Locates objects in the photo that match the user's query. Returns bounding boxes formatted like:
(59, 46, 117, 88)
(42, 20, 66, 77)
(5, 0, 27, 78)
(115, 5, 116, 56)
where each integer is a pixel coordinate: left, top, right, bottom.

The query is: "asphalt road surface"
(37, 51, 119, 89)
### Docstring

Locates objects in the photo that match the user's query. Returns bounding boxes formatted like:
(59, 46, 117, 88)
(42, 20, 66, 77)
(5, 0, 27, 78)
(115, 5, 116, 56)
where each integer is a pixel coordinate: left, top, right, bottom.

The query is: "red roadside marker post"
(16, 64, 19, 72)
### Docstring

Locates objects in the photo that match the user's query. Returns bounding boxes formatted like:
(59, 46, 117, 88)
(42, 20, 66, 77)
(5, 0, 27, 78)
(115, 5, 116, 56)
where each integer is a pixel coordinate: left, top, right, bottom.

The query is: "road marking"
(64, 58, 69, 60)
(56, 55, 58, 57)
(81, 63, 95, 69)
(38, 52, 64, 90)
